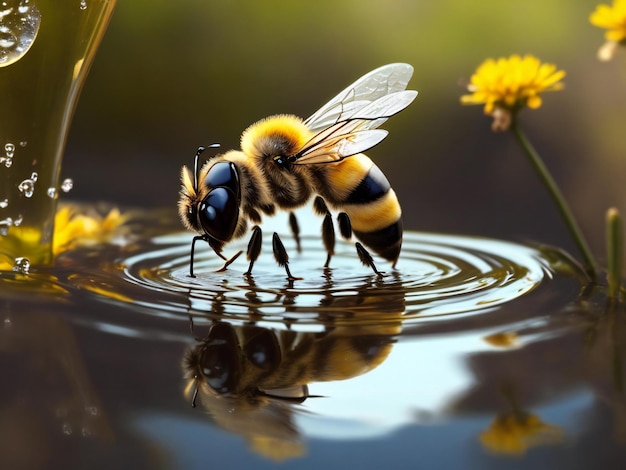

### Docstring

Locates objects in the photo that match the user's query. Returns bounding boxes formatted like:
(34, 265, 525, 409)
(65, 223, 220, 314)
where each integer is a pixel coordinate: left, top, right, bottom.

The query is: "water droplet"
(62, 423, 73, 436)
(19, 141, 27, 147)
(0, 1, 41, 67)
(13, 214, 22, 226)
(3, 318, 11, 328)
(18, 172, 37, 197)
(85, 406, 99, 416)
(81, 426, 92, 437)
(47, 187, 57, 199)
(0, 199, 7, 208)
(0, 27, 17, 49)
(4, 142, 15, 157)
(2, 143, 15, 167)
(0, 217, 12, 235)
(61, 178, 73, 193)
(12, 257, 30, 274)
(79, 0, 87, 10)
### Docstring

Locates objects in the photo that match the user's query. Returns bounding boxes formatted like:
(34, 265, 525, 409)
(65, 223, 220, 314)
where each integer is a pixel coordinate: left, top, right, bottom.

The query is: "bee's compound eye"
(273, 156, 286, 168)
(205, 161, 240, 197)
(199, 187, 239, 242)
(200, 323, 240, 395)
(243, 328, 281, 371)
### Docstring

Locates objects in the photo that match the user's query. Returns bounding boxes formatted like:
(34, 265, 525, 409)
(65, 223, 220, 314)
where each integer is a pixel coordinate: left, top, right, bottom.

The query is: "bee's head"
(178, 146, 241, 243)
(184, 322, 282, 399)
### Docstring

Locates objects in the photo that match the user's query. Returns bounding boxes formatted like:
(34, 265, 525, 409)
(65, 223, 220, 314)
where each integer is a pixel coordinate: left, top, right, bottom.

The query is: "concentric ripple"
(59, 227, 555, 328)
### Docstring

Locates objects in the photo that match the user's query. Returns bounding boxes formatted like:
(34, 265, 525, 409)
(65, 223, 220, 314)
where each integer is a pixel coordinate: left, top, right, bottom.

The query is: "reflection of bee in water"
(178, 63, 417, 279)
(183, 321, 400, 459)
(184, 320, 400, 405)
(182, 272, 405, 461)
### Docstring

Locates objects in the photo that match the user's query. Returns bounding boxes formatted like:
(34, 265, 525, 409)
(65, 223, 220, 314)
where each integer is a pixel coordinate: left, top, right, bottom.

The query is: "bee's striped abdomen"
(322, 154, 403, 263)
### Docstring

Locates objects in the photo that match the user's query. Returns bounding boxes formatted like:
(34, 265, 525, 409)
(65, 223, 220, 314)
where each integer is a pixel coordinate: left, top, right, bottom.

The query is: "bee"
(178, 63, 417, 279)
(183, 317, 401, 460)
(184, 319, 401, 405)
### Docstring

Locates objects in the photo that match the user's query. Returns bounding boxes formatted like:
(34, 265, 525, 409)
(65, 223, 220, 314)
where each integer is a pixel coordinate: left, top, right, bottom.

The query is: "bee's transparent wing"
(292, 89, 417, 165)
(304, 63, 414, 133)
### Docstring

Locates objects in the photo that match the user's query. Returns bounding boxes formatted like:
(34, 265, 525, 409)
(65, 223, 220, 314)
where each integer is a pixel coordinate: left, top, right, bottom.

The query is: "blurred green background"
(64, 0, 626, 266)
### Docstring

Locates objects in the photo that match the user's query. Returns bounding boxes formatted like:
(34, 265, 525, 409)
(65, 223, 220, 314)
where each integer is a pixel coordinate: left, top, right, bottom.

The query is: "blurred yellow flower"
(590, 0, 626, 60)
(0, 205, 127, 271)
(480, 411, 563, 455)
(53, 205, 127, 255)
(461, 55, 565, 131)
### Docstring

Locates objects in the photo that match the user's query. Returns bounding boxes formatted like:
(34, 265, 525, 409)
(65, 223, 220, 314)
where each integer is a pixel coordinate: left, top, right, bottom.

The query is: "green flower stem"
(606, 207, 623, 299)
(510, 122, 597, 281)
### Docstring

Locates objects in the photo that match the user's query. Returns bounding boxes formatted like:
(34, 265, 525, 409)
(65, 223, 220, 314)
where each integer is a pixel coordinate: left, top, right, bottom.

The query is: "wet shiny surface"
(1, 211, 625, 468)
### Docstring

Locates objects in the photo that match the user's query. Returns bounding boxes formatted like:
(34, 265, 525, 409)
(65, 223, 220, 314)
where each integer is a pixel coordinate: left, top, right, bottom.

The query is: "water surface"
(1, 209, 624, 468)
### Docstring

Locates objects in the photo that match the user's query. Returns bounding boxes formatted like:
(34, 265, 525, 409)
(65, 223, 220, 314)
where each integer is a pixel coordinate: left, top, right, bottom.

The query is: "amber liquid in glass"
(0, 0, 116, 266)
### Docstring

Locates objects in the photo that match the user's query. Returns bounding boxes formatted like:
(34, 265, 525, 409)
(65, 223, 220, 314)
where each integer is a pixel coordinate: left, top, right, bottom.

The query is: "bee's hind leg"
(313, 197, 336, 268)
(272, 232, 300, 280)
(337, 211, 384, 277)
(355, 242, 384, 277)
(244, 225, 263, 277)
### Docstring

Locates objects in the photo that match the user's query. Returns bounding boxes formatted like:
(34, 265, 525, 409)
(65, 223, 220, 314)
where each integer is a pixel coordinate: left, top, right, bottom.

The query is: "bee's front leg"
(215, 250, 243, 272)
(189, 235, 207, 277)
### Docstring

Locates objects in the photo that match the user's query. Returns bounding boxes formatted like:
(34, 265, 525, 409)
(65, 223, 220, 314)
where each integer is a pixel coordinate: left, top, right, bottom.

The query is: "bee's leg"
(321, 213, 335, 268)
(272, 232, 300, 280)
(288, 212, 301, 253)
(215, 250, 243, 272)
(338, 212, 384, 277)
(337, 212, 352, 239)
(313, 197, 336, 267)
(313, 196, 329, 216)
(189, 235, 207, 277)
(244, 225, 263, 277)
(355, 242, 384, 277)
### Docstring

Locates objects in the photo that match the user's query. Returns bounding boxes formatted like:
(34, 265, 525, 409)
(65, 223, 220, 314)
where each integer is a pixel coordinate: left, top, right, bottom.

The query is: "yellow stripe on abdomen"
(343, 189, 401, 232)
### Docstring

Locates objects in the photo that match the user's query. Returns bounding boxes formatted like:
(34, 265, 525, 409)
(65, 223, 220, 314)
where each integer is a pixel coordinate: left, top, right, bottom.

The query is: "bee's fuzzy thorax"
(240, 114, 312, 159)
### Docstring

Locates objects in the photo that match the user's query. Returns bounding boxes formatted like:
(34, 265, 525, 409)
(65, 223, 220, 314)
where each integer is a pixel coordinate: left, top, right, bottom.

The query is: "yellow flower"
(461, 55, 565, 131)
(0, 205, 128, 271)
(480, 412, 563, 455)
(52, 205, 128, 255)
(590, 0, 626, 60)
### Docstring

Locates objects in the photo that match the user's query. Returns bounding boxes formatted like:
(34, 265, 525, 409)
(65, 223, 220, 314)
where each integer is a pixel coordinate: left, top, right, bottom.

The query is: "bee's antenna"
(193, 143, 221, 191)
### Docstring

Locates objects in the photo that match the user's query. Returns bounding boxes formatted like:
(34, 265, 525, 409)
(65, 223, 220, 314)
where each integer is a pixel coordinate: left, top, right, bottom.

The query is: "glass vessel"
(0, 0, 116, 266)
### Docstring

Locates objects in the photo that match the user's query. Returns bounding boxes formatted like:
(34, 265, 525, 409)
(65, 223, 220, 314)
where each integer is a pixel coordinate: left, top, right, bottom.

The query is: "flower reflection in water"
(480, 386, 563, 455)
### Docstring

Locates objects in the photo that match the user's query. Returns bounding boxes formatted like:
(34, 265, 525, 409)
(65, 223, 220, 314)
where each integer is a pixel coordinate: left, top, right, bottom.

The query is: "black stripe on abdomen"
(345, 164, 391, 204)
(353, 218, 403, 262)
